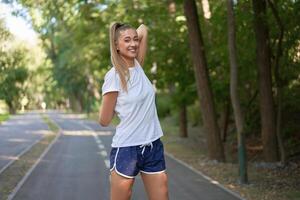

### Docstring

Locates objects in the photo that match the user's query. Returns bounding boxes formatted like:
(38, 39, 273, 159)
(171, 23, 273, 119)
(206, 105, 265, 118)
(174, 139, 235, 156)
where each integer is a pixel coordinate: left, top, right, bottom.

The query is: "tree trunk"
(179, 104, 188, 138)
(267, 0, 286, 165)
(252, 0, 279, 162)
(183, 0, 225, 162)
(7, 101, 16, 114)
(220, 100, 230, 142)
(167, 0, 189, 138)
(70, 93, 83, 113)
(227, 0, 248, 183)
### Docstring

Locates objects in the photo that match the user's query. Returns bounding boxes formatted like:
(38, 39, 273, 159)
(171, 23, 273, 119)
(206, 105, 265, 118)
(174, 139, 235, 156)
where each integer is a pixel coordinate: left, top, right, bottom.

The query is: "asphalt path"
(8, 111, 243, 200)
(0, 112, 50, 174)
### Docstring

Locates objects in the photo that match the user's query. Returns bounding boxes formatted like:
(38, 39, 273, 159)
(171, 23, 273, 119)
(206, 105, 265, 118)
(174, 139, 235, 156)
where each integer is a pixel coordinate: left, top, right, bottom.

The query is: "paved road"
(7, 111, 243, 200)
(0, 112, 50, 173)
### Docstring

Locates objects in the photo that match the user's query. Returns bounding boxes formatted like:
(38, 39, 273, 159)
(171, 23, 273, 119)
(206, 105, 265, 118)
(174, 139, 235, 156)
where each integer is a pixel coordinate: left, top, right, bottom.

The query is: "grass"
(159, 117, 300, 200)
(0, 114, 9, 123)
(0, 114, 59, 200)
(41, 114, 60, 133)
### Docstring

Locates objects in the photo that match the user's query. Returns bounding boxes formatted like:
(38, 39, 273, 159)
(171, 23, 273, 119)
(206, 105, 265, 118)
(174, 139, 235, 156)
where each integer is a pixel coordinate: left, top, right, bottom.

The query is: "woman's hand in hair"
(136, 24, 148, 66)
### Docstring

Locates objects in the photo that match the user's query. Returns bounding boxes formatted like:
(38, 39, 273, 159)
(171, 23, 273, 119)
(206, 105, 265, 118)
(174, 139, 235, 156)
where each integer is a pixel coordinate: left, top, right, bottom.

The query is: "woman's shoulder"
(134, 58, 142, 68)
(105, 66, 116, 74)
(104, 67, 118, 78)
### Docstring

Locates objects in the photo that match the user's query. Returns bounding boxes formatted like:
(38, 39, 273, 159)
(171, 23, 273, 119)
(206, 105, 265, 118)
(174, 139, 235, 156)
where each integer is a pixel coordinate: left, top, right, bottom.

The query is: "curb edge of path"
(7, 120, 62, 200)
(0, 138, 43, 176)
(0, 113, 48, 175)
(164, 152, 246, 200)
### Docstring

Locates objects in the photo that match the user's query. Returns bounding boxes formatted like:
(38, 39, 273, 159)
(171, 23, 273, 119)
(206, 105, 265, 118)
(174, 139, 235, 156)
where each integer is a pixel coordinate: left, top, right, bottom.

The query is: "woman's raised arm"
(136, 24, 148, 66)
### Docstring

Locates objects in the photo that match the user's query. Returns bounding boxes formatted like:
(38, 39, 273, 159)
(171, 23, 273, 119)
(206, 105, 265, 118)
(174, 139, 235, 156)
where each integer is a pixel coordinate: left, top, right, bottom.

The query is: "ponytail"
(109, 22, 134, 92)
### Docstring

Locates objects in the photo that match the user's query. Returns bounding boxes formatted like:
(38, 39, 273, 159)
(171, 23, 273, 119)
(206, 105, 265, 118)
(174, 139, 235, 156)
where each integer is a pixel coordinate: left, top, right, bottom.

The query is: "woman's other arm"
(136, 24, 148, 66)
(99, 92, 118, 126)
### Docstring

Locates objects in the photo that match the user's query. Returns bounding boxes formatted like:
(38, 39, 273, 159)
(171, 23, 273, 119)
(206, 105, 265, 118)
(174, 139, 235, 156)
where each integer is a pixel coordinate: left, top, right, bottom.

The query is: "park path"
(0, 112, 50, 174)
(2, 111, 243, 200)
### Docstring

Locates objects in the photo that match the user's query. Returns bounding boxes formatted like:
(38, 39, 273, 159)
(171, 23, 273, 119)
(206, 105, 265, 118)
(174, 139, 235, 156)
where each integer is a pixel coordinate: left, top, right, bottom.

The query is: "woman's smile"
(117, 29, 140, 61)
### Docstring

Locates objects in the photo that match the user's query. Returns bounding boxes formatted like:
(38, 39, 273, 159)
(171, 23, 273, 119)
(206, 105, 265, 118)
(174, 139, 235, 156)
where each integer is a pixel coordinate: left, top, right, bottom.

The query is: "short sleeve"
(102, 68, 120, 96)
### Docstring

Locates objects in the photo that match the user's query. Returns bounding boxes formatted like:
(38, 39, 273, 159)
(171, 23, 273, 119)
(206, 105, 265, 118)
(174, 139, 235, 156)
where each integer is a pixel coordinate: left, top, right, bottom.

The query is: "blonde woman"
(99, 23, 169, 200)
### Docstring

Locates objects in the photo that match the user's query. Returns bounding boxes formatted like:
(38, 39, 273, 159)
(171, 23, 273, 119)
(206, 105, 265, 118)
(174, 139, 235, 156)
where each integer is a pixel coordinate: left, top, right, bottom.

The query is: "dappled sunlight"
(60, 114, 86, 119)
(201, 0, 211, 19)
(62, 130, 94, 136)
(2, 114, 46, 126)
(3, 119, 33, 126)
(62, 130, 112, 136)
(95, 131, 113, 136)
(28, 130, 52, 136)
(0, 155, 19, 161)
(210, 180, 220, 185)
(7, 138, 30, 143)
(227, 184, 236, 189)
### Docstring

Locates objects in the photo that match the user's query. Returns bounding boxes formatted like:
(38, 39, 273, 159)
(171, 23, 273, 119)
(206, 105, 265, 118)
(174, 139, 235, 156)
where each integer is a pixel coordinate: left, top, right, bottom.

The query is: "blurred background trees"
(0, 19, 28, 113)
(1, 0, 299, 165)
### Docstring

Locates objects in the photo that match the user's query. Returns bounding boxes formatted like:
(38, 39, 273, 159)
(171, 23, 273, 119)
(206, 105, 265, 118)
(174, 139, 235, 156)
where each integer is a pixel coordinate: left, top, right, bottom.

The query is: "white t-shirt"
(102, 59, 163, 147)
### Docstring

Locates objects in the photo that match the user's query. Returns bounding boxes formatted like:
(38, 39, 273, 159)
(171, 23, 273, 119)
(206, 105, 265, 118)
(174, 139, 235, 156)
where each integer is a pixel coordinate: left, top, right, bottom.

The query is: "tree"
(0, 48, 28, 113)
(267, 0, 286, 165)
(184, 0, 225, 161)
(226, 0, 248, 183)
(11, 0, 300, 164)
(252, 0, 279, 162)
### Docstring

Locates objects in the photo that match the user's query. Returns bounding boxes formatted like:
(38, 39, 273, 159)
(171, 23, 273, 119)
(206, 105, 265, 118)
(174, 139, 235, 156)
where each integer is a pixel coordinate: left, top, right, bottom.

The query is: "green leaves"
(5, 0, 298, 124)
(0, 39, 29, 113)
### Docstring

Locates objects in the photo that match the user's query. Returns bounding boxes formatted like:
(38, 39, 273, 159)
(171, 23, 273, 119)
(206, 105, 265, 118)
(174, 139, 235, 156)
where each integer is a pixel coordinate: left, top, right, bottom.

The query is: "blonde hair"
(110, 22, 135, 92)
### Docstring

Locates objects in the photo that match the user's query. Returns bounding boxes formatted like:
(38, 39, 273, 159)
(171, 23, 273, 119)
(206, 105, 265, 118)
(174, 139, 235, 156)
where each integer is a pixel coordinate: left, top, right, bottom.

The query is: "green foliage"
(0, 113, 9, 123)
(12, 0, 199, 113)
(156, 93, 172, 118)
(0, 57, 28, 113)
(0, 19, 10, 42)
(4, 0, 299, 158)
(0, 20, 29, 113)
(187, 100, 202, 126)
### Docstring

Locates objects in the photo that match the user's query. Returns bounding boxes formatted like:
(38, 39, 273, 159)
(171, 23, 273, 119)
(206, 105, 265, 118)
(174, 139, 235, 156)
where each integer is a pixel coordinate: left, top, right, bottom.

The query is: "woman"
(99, 22, 169, 200)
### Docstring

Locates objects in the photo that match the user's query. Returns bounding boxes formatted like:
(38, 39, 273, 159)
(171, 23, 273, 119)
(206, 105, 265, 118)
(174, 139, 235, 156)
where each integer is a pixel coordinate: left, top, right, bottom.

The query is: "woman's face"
(116, 28, 139, 61)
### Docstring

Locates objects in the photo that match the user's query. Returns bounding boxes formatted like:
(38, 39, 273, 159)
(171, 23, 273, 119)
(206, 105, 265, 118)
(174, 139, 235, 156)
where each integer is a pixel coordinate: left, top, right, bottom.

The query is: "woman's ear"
(115, 41, 119, 52)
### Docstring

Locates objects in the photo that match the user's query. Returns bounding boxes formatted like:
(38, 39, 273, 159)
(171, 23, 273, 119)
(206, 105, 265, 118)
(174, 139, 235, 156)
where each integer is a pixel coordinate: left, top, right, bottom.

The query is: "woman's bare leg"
(141, 172, 169, 200)
(110, 170, 135, 200)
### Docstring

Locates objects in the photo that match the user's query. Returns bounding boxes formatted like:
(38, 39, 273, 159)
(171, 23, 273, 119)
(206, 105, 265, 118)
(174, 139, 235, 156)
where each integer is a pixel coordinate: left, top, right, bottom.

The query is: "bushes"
(156, 93, 172, 118)
(187, 100, 202, 127)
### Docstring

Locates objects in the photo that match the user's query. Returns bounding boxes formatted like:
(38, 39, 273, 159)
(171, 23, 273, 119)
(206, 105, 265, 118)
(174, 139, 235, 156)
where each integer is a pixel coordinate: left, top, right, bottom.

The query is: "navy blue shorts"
(110, 138, 166, 178)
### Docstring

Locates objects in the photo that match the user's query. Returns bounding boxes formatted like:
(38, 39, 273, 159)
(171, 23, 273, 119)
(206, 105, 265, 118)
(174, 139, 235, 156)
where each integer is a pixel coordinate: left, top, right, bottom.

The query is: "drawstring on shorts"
(140, 142, 153, 155)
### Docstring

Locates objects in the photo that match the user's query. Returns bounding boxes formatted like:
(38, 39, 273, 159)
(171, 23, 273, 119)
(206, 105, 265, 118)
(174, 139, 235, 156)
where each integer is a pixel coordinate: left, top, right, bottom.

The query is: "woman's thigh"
(110, 170, 135, 200)
(141, 172, 169, 200)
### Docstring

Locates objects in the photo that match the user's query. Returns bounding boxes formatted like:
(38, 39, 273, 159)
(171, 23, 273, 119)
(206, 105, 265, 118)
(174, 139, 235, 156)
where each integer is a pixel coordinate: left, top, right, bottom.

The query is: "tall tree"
(226, 0, 248, 183)
(183, 0, 225, 161)
(252, 0, 279, 162)
(266, 0, 286, 165)
(166, 0, 191, 138)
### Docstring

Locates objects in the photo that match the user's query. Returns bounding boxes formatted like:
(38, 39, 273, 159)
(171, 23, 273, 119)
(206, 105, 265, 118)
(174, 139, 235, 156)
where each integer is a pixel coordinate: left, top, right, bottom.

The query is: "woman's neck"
(121, 56, 135, 68)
